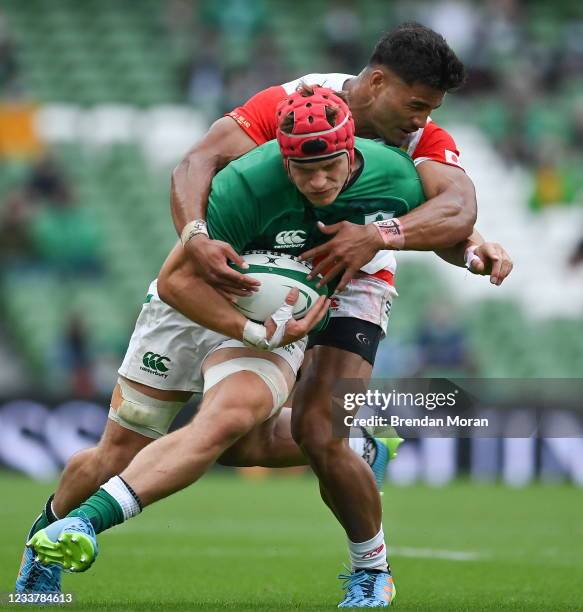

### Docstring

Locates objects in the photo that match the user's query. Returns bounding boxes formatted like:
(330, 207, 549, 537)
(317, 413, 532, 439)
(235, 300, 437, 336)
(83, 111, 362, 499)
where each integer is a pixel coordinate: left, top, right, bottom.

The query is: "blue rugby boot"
(27, 513, 98, 573)
(16, 545, 62, 593)
(16, 514, 62, 593)
(362, 428, 404, 490)
(337, 569, 396, 608)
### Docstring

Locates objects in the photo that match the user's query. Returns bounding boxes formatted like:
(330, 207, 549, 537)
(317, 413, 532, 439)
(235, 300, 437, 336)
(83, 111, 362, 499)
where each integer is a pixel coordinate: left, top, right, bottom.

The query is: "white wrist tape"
(267, 302, 295, 349)
(180, 219, 209, 246)
(464, 245, 481, 270)
(242, 320, 269, 350)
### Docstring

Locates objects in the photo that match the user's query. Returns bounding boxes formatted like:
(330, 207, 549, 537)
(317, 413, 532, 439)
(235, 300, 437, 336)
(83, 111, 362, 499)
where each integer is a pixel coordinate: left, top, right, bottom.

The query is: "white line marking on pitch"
(392, 547, 485, 561)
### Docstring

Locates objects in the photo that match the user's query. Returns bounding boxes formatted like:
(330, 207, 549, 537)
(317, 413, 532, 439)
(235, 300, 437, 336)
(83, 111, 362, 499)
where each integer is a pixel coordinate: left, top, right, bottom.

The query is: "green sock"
(67, 489, 124, 535)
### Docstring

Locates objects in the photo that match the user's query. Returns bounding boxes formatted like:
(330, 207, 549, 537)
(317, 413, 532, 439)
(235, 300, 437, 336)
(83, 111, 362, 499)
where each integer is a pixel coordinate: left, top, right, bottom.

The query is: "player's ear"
(368, 68, 388, 95)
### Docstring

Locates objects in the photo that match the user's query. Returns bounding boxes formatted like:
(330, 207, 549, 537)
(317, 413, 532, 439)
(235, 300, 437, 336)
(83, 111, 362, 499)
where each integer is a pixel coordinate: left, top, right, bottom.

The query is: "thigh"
(202, 338, 307, 408)
(204, 337, 306, 385)
(106, 378, 190, 445)
(114, 377, 192, 403)
(202, 346, 295, 386)
(306, 273, 393, 367)
(201, 346, 298, 422)
(292, 344, 373, 440)
(303, 344, 373, 385)
(307, 316, 385, 368)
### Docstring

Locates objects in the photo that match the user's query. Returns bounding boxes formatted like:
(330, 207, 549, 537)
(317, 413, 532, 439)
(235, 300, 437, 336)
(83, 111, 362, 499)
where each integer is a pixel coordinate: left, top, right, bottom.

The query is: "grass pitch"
(1, 472, 582, 611)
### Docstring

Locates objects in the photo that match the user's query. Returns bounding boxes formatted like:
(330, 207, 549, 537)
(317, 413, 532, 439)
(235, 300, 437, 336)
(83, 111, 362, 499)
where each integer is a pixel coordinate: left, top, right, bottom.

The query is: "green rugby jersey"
(207, 138, 424, 258)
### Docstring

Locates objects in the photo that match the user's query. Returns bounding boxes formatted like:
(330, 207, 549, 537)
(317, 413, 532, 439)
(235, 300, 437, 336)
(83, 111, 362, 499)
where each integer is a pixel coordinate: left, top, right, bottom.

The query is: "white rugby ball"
(233, 251, 328, 323)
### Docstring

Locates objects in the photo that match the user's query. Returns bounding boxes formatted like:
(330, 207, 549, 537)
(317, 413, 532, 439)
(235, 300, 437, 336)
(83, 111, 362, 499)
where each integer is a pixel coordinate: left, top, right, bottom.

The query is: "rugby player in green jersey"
(24, 86, 442, 607)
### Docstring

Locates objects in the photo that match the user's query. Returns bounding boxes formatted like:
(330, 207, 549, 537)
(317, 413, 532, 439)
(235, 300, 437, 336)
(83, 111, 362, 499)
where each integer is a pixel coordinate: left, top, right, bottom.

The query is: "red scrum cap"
(276, 85, 355, 167)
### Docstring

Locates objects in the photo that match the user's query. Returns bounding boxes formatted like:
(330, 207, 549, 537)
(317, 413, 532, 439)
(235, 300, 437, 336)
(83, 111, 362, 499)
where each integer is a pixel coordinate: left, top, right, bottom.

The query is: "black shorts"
(306, 317, 383, 366)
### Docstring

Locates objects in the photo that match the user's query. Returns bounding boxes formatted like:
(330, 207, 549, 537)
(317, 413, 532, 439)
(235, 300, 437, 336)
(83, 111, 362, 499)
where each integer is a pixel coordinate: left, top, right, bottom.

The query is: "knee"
(221, 407, 258, 442)
(66, 447, 98, 479)
(200, 403, 259, 449)
(291, 408, 332, 458)
(291, 377, 344, 462)
(218, 413, 284, 468)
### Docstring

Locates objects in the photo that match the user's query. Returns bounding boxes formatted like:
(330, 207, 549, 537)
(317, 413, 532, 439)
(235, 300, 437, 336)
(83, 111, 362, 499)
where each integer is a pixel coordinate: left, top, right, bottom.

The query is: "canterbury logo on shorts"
(142, 352, 171, 373)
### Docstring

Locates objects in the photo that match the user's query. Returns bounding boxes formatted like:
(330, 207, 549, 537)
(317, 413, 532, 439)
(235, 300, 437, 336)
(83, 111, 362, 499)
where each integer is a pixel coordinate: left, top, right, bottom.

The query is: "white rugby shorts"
(328, 272, 397, 335)
(119, 281, 306, 392)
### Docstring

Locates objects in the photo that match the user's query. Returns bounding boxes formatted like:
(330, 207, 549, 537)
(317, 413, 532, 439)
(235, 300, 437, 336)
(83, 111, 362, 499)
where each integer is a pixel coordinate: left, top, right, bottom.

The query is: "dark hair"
(368, 22, 466, 92)
(279, 83, 348, 134)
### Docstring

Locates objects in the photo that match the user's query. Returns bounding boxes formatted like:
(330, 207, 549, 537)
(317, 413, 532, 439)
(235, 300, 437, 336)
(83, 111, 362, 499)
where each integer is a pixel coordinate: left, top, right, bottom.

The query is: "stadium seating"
(0, 142, 176, 388)
(1, 0, 582, 388)
(5, 139, 580, 385)
(2, 0, 178, 106)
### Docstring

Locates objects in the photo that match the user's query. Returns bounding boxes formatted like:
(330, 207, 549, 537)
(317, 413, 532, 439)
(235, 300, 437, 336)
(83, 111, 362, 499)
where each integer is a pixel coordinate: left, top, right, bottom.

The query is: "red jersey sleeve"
(225, 85, 288, 146)
(411, 121, 464, 170)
